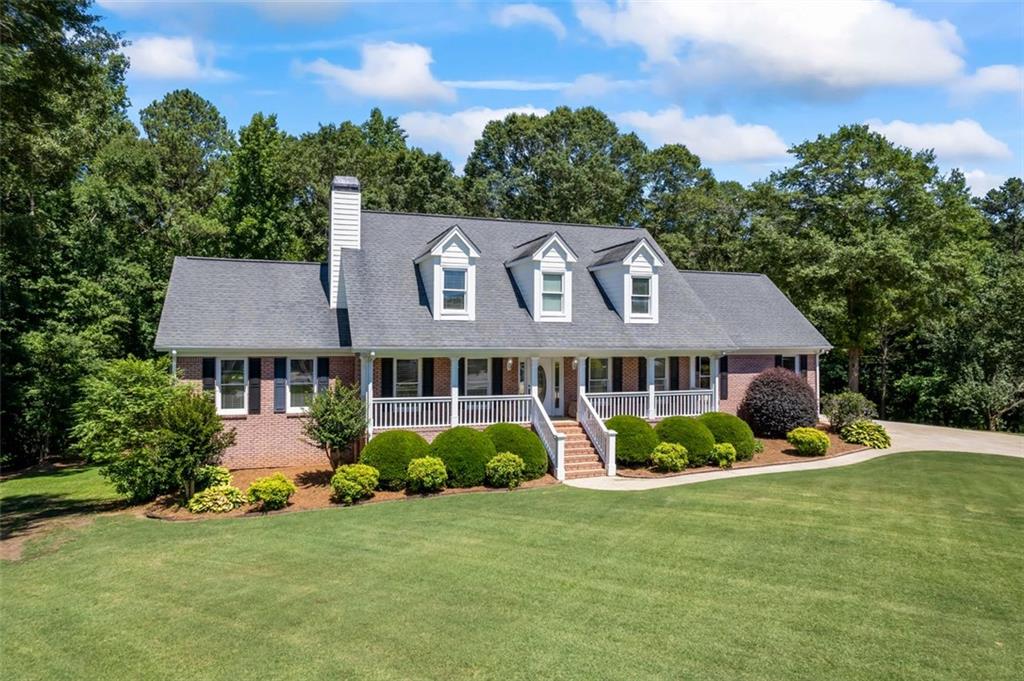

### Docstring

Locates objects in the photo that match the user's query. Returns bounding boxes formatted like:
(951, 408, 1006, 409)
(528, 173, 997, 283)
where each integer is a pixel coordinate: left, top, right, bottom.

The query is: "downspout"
(816, 349, 823, 418)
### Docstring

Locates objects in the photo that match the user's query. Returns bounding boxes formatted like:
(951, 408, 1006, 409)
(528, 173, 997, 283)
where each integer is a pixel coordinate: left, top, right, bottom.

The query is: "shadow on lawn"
(0, 493, 126, 541)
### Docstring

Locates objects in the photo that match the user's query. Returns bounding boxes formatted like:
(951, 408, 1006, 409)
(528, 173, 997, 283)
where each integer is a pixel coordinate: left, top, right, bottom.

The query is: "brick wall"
(718, 354, 818, 414)
(678, 356, 690, 390)
(622, 357, 640, 391)
(804, 354, 818, 411)
(433, 357, 451, 396)
(502, 358, 519, 395)
(564, 356, 578, 417)
(179, 354, 358, 469)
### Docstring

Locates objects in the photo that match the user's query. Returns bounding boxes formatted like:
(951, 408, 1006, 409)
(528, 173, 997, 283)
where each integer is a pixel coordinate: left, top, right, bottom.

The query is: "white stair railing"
(579, 391, 616, 476)
(530, 394, 565, 480)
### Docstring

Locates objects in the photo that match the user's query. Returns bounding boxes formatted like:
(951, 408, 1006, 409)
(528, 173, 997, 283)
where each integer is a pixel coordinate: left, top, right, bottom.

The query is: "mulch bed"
(618, 427, 867, 478)
(144, 467, 558, 521)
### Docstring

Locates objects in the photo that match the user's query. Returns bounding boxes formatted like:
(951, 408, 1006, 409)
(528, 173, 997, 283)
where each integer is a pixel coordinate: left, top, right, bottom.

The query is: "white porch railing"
(588, 389, 714, 420)
(579, 392, 616, 476)
(372, 396, 452, 431)
(459, 395, 531, 426)
(530, 393, 565, 480)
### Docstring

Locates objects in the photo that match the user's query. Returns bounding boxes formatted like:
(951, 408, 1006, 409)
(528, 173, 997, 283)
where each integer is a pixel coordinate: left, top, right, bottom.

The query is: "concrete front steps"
(552, 419, 606, 479)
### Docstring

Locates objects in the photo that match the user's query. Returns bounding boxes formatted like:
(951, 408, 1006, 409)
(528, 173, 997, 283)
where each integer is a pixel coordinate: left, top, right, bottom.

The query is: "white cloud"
(399, 106, 548, 168)
(493, 3, 567, 40)
(301, 42, 454, 102)
(576, 0, 964, 91)
(442, 79, 569, 91)
(953, 64, 1024, 99)
(964, 169, 1008, 196)
(124, 36, 234, 80)
(615, 107, 788, 162)
(440, 74, 643, 96)
(866, 118, 1012, 160)
(563, 74, 644, 98)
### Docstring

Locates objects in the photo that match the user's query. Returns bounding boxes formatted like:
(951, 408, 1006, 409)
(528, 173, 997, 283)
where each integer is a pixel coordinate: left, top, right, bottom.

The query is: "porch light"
(571, 358, 578, 370)
(506, 358, 513, 370)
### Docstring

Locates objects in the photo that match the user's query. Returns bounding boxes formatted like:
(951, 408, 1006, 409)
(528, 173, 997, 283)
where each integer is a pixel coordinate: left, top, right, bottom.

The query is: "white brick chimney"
(328, 176, 361, 309)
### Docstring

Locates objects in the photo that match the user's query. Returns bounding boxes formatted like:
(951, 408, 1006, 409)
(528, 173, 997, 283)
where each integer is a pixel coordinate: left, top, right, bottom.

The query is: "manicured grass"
(2, 452, 1022, 680)
(1, 464, 123, 541)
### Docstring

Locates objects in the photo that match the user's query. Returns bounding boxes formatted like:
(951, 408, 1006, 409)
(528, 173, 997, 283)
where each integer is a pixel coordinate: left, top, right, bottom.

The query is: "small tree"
(155, 389, 236, 501)
(302, 382, 367, 469)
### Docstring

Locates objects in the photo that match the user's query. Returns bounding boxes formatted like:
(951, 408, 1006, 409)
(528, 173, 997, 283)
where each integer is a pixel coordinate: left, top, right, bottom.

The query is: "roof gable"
(415, 225, 480, 263)
(506, 231, 579, 266)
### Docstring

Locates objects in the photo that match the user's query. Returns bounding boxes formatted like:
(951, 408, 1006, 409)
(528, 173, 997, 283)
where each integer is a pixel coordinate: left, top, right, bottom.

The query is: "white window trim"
(393, 358, 422, 398)
(464, 357, 491, 396)
(780, 355, 801, 374)
(540, 272, 565, 315)
(286, 357, 318, 414)
(652, 356, 669, 392)
(587, 357, 612, 394)
(691, 355, 712, 391)
(441, 267, 468, 312)
(631, 276, 652, 316)
(216, 358, 248, 416)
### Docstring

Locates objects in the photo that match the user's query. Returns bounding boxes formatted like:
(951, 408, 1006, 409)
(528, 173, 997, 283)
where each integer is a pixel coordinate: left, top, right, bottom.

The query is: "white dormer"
(506, 232, 578, 323)
(415, 225, 481, 320)
(589, 237, 664, 324)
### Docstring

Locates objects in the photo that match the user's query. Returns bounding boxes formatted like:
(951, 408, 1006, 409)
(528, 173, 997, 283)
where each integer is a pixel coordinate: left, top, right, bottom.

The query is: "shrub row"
(609, 412, 757, 471)
(189, 471, 299, 514)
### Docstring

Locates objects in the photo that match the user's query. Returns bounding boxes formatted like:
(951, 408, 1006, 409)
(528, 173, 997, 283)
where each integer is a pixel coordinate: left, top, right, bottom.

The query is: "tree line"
(2, 1, 1021, 467)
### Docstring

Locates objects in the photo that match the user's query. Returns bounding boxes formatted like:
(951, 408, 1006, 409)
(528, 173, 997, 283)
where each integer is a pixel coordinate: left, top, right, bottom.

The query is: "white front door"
(537, 357, 564, 417)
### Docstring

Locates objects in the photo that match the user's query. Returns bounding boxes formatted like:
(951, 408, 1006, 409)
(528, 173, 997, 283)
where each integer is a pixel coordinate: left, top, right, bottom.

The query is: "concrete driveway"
(565, 420, 1023, 491)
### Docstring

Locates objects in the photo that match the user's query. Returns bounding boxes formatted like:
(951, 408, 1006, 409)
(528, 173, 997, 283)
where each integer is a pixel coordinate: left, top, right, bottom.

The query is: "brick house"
(156, 177, 830, 479)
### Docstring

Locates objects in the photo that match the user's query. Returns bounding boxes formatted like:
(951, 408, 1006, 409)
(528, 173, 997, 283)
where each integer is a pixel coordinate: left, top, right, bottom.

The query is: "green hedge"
(698, 412, 757, 460)
(359, 430, 430, 490)
(430, 427, 497, 487)
(483, 423, 548, 480)
(606, 415, 659, 467)
(655, 416, 714, 466)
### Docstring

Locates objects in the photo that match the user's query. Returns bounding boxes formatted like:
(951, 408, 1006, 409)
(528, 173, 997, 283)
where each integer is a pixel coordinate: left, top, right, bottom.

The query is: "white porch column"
(362, 353, 375, 437)
(170, 349, 177, 377)
(712, 355, 721, 412)
(529, 357, 540, 399)
(450, 357, 460, 427)
(646, 355, 656, 419)
(576, 356, 587, 423)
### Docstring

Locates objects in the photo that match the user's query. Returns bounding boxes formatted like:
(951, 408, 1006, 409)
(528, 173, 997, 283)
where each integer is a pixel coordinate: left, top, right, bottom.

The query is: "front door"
(537, 357, 564, 417)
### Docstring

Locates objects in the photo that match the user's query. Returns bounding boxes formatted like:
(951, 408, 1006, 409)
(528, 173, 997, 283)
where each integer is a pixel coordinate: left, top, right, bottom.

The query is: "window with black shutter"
(317, 357, 330, 393)
(381, 358, 395, 397)
(491, 358, 503, 395)
(719, 356, 729, 400)
(669, 357, 680, 391)
(202, 357, 215, 393)
(612, 357, 623, 392)
(638, 357, 647, 391)
(422, 358, 435, 396)
(248, 358, 261, 414)
(273, 357, 287, 413)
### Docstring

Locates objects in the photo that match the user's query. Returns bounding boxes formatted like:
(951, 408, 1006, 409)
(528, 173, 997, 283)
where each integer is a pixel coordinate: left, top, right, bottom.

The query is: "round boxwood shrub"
(430, 427, 497, 488)
(246, 472, 297, 510)
(483, 423, 548, 480)
(737, 368, 817, 438)
(698, 412, 757, 460)
(655, 416, 714, 466)
(650, 442, 688, 472)
(786, 427, 830, 456)
(358, 430, 430, 490)
(406, 456, 447, 494)
(711, 443, 737, 469)
(606, 415, 659, 467)
(330, 463, 379, 505)
(486, 452, 526, 489)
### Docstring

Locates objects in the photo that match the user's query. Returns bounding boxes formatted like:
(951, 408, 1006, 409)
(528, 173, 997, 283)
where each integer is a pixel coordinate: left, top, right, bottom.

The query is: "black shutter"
(381, 358, 394, 398)
(202, 357, 215, 393)
(248, 358, 261, 414)
(638, 357, 647, 391)
(491, 358, 503, 395)
(422, 358, 434, 396)
(719, 356, 729, 401)
(775, 355, 783, 368)
(317, 357, 330, 393)
(612, 357, 623, 392)
(273, 357, 286, 413)
(802, 354, 812, 380)
(670, 357, 680, 391)
(458, 358, 466, 396)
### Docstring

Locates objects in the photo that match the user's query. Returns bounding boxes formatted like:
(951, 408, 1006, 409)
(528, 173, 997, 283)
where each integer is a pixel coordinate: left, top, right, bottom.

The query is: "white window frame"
(541, 272, 564, 314)
(692, 356, 712, 390)
(394, 358, 422, 398)
(441, 267, 467, 312)
(286, 357, 317, 414)
(653, 357, 669, 392)
(464, 358, 490, 396)
(780, 355, 800, 374)
(216, 358, 248, 416)
(631, 276, 652, 317)
(588, 357, 611, 393)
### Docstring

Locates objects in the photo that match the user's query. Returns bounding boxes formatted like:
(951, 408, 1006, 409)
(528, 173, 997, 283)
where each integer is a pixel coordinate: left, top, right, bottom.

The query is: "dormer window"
(631, 276, 651, 316)
(589, 237, 663, 324)
(442, 268, 467, 311)
(542, 273, 564, 313)
(506, 232, 578, 323)
(415, 225, 480, 321)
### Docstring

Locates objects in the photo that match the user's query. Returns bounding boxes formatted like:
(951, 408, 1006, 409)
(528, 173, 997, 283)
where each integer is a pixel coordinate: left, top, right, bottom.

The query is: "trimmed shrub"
(786, 427, 830, 456)
(484, 423, 548, 480)
(430, 427, 497, 487)
(407, 456, 447, 494)
(330, 464, 379, 505)
(187, 485, 246, 513)
(822, 391, 878, 432)
(606, 415, 659, 467)
(359, 430, 430, 490)
(650, 442, 688, 472)
(737, 368, 817, 438)
(486, 452, 526, 489)
(195, 465, 231, 491)
(711, 443, 737, 469)
(840, 420, 891, 449)
(246, 473, 297, 510)
(655, 416, 714, 465)
(698, 412, 758, 460)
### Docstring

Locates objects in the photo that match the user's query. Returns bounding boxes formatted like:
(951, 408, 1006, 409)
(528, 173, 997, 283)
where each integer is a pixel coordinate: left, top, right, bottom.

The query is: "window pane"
(443, 291, 465, 310)
(542, 273, 562, 293)
(697, 356, 711, 390)
(588, 358, 609, 393)
(781, 356, 796, 372)
(542, 292, 563, 312)
(632, 277, 650, 296)
(396, 359, 418, 384)
(221, 385, 245, 410)
(443, 269, 465, 291)
(466, 358, 489, 396)
(290, 359, 314, 384)
(631, 296, 650, 315)
(290, 383, 314, 408)
(220, 359, 244, 385)
(654, 358, 668, 391)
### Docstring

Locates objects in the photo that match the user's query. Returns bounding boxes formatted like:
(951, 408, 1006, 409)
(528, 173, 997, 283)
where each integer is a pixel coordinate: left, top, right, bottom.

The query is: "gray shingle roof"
(155, 211, 831, 353)
(589, 238, 645, 269)
(154, 257, 350, 350)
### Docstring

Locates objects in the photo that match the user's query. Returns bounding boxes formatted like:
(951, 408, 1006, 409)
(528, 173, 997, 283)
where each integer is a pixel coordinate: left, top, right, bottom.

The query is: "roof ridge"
(362, 209, 640, 231)
(678, 269, 767, 277)
(184, 256, 323, 266)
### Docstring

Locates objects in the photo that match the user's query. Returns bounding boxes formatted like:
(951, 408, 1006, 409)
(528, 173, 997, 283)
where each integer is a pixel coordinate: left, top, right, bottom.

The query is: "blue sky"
(99, 0, 1022, 193)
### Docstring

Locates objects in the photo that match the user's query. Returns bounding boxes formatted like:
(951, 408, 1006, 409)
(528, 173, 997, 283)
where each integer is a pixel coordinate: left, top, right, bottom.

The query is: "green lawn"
(2, 452, 1021, 680)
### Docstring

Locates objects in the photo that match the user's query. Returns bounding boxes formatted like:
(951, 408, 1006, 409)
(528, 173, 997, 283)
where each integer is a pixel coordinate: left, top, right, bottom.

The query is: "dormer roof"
(414, 224, 481, 263)
(589, 237, 664, 270)
(505, 231, 579, 266)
